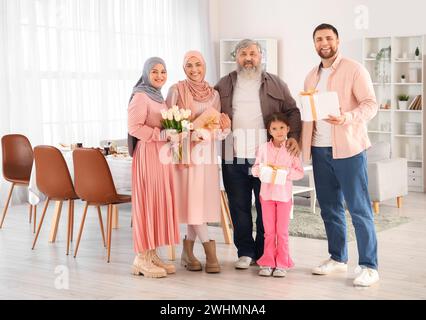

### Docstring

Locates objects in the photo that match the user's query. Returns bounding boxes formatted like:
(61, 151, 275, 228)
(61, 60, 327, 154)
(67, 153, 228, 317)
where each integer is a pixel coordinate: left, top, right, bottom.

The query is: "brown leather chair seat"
(1, 134, 35, 230)
(73, 147, 131, 263)
(31, 145, 106, 255)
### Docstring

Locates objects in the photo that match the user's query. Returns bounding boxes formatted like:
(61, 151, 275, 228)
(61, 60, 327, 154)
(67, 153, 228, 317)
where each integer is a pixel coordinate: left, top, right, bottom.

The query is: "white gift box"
(259, 165, 288, 185)
(299, 91, 340, 122)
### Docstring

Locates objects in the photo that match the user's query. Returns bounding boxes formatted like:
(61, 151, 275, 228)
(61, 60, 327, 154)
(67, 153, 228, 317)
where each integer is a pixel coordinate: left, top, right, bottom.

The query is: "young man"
(302, 24, 379, 287)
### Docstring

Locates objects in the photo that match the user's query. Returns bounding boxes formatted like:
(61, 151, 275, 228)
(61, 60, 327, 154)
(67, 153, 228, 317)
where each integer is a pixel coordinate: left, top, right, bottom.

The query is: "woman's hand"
(219, 113, 231, 130)
(167, 130, 188, 143)
(191, 129, 208, 142)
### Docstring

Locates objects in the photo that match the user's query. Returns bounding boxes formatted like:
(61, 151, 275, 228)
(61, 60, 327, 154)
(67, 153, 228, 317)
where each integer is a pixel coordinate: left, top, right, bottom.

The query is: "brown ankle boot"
(202, 240, 220, 273)
(131, 251, 167, 278)
(151, 249, 176, 274)
(181, 237, 202, 271)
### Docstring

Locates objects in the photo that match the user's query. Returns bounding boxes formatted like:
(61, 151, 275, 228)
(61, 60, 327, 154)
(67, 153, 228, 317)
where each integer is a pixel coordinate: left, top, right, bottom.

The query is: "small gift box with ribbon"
(299, 89, 340, 122)
(259, 164, 288, 186)
(192, 107, 221, 130)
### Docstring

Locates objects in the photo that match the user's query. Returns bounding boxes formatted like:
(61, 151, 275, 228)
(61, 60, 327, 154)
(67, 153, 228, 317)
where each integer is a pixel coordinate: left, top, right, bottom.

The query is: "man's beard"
(317, 47, 337, 59)
(237, 63, 262, 79)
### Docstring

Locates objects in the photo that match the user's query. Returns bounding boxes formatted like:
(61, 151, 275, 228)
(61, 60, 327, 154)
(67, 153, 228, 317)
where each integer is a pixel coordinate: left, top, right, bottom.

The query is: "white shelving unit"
(219, 39, 278, 78)
(363, 35, 426, 192)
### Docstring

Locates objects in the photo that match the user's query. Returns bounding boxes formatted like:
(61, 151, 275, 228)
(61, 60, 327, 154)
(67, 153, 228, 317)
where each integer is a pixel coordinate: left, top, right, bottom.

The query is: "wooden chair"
(72, 148, 131, 263)
(31, 146, 103, 256)
(1, 134, 37, 231)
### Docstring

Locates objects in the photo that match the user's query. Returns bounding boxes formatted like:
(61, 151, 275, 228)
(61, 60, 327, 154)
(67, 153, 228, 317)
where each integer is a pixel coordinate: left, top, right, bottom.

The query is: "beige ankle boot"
(131, 251, 167, 278)
(181, 237, 202, 271)
(202, 240, 220, 273)
(151, 249, 176, 274)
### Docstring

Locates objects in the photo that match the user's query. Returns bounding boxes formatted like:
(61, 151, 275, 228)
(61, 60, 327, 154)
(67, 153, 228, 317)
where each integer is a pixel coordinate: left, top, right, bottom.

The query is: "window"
(1, 0, 214, 146)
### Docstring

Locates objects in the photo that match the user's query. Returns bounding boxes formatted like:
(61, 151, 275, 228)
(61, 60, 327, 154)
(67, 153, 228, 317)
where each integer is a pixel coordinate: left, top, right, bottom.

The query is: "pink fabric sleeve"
(287, 155, 304, 181)
(128, 93, 161, 142)
(343, 66, 378, 125)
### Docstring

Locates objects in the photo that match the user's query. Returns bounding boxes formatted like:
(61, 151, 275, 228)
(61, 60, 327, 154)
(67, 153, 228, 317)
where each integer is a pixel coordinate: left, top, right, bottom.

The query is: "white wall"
(210, 0, 426, 95)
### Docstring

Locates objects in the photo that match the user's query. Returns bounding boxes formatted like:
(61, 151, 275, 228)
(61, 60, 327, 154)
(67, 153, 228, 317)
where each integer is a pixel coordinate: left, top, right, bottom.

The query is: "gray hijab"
(130, 57, 167, 103)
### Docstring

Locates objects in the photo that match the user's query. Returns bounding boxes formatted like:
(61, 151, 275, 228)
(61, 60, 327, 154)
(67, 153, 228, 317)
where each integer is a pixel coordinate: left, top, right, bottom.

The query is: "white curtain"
(0, 0, 216, 205)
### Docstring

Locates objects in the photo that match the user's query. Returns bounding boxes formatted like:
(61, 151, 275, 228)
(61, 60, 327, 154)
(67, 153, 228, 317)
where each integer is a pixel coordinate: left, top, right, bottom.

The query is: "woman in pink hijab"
(166, 51, 231, 273)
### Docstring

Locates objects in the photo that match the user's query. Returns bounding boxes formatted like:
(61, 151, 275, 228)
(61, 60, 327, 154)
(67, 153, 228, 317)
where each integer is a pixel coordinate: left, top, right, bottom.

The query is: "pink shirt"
(252, 140, 304, 202)
(301, 53, 378, 161)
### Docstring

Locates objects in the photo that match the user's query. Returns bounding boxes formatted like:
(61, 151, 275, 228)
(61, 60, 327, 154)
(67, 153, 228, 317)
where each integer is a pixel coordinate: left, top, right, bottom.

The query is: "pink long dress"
(128, 92, 180, 253)
(166, 85, 226, 225)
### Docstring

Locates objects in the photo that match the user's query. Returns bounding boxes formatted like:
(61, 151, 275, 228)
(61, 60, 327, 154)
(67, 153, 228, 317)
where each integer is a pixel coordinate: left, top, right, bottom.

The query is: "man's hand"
(324, 114, 346, 125)
(286, 137, 300, 157)
(219, 113, 231, 130)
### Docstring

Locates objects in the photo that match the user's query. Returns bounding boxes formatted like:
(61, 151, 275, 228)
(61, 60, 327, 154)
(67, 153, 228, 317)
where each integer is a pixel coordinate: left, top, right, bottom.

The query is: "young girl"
(252, 112, 304, 277)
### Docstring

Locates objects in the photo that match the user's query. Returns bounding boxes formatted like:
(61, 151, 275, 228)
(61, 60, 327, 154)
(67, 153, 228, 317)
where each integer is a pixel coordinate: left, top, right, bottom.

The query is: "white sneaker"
(235, 256, 253, 269)
(312, 258, 348, 275)
(258, 266, 273, 277)
(272, 268, 287, 278)
(353, 267, 379, 287)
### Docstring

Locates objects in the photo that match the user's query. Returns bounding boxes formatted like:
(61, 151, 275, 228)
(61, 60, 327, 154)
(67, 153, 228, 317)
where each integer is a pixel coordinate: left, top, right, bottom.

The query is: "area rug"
(250, 205, 410, 241)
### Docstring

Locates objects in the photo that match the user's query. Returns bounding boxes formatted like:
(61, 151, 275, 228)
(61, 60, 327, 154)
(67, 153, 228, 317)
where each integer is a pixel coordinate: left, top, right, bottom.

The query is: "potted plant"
(401, 74, 406, 83)
(375, 46, 391, 82)
(415, 46, 420, 60)
(230, 49, 237, 61)
(398, 94, 410, 110)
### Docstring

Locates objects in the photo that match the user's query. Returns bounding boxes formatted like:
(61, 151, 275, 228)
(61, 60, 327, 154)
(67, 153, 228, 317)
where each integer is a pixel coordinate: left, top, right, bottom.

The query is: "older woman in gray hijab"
(128, 57, 180, 278)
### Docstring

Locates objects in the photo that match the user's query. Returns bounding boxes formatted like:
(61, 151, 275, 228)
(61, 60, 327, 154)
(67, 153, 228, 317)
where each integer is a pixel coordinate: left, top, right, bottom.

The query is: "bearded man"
(215, 39, 301, 269)
(303, 24, 379, 287)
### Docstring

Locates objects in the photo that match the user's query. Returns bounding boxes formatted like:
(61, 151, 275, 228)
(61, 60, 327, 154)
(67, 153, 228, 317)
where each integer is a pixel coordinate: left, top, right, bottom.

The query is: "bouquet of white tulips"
(160, 105, 192, 133)
(160, 105, 192, 162)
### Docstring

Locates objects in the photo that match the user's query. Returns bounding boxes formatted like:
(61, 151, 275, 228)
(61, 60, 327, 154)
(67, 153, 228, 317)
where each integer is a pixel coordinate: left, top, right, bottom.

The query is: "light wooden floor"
(0, 193, 425, 300)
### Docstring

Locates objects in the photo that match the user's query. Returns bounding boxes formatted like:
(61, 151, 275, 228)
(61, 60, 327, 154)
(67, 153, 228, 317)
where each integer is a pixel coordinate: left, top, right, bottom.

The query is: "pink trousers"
(257, 197, 294, 269)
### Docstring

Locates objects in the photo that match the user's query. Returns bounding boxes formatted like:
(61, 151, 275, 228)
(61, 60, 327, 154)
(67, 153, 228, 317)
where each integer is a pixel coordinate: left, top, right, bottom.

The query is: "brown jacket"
(214, 70, 301, 161)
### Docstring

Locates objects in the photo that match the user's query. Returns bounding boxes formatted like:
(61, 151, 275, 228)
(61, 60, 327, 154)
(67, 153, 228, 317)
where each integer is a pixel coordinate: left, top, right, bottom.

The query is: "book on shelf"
(408, 96, 419, 110)
(408, 95, 422, 110)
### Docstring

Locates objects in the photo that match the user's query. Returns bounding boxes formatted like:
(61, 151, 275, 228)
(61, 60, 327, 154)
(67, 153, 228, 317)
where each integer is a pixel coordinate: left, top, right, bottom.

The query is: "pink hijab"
(176, 51, 214, 114)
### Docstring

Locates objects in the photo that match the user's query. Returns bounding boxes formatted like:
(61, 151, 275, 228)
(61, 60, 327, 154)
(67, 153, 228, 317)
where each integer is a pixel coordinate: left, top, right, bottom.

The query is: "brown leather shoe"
(202, 240, 221, 273)
(151, 249, 176, 274)
(131, 251, 167, 278)
(181, 237, 202, 271)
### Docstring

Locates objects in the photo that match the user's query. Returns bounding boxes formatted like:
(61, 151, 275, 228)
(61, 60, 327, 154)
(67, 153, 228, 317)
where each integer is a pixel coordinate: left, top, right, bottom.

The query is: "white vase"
(398, 101, 408, 110)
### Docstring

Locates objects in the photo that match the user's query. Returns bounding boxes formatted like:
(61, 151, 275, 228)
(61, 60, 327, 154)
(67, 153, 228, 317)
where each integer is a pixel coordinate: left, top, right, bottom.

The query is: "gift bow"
(300, 89, 318, 121)
(201, 116, 220, 130)
(266, 164, 288, 184)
